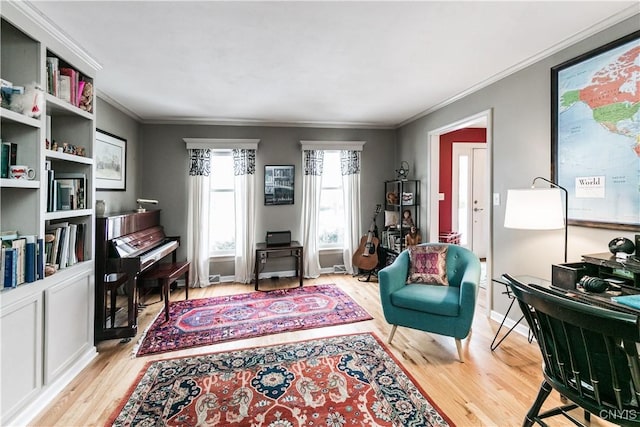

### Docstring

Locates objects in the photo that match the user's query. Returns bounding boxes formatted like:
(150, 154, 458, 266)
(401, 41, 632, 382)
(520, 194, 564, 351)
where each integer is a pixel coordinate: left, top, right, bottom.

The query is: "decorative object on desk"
(95, 129, 127, 191)
(395, 160, 410, 180)
(608, 237, 635, 255)
(134, 284, 372, 357)
(504, 176, 568, 262)
(264, 164, 294, 205)
(578, 275, 609, 293)
(113, 334, 452, 427)
(552, 31, 640, 231)
(136, 198, 158, 213)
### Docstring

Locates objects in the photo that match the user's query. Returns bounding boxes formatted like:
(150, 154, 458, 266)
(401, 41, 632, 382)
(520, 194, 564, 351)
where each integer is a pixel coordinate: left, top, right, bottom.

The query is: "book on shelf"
(56, 180, 74, 210)
(56, 173, 86, 209)
(0, 143, 9, 178)
(45, 221, 84, 269)
(10, 237, 26, 285)
(58, 75, 71, 104)
(46, 56, 59, 96)
(3, 247, 17, 288)
(36, 238, 44, 280)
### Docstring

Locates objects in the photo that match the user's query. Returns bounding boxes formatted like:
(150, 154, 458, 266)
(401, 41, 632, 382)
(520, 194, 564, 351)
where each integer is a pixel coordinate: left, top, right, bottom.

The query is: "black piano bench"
(139, 261, 190, 322)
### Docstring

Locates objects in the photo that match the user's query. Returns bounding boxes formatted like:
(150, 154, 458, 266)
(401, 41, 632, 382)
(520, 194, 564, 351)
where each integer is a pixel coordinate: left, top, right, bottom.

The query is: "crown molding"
(141, 116, 394, 130)
(397, 5, 640, 128)
(96, 91, 143, 122)
(18, 1, 102, 71)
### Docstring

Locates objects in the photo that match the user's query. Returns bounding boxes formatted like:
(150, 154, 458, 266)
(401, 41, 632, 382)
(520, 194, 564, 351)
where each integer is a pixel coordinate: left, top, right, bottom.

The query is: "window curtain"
(340, 150, 362, 274)
(187, 148, 211, 288)
(301, 150, 324, 278)
(233, 148, 256, 283)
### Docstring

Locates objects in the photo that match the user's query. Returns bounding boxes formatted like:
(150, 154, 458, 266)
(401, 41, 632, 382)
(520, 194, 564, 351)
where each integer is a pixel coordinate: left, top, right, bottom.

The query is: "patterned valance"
(189, 148, 211, 176)
(340, 150, 360, 176)
(233, 149, 256, 176)
(303, 150, 324, 176)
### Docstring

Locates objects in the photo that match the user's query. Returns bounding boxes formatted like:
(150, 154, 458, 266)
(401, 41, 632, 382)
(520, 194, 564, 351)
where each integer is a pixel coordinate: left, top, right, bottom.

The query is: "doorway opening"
(427, 109, 493, 313)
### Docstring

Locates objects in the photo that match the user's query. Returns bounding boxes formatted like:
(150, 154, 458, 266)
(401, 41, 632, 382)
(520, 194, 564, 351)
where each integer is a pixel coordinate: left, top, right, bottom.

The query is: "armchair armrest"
(458, 259, 480, 308)
(379, 250, 409, 298)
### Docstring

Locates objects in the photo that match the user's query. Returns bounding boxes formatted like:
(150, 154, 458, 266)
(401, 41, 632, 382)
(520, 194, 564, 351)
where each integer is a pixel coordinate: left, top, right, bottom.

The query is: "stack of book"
(46, 55, 87, 107)
(1, 231, 45, 289)
(46, 171, 86, 212)
(44, 222, 85, 271)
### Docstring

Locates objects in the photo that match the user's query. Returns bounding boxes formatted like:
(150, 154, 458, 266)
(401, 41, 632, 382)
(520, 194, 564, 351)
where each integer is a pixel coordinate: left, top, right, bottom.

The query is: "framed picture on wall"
(95, 129, 127, 191)
(264, 165, 294, 205)
(551, 30, 639, 231)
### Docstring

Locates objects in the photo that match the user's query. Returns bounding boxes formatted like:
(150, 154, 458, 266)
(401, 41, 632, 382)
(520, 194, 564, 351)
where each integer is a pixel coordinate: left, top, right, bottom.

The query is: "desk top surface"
(256, 241, 302, 250)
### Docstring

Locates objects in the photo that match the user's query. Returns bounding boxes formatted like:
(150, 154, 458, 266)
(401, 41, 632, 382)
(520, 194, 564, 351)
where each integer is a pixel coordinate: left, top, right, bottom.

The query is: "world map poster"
(553, 32, 639, 229)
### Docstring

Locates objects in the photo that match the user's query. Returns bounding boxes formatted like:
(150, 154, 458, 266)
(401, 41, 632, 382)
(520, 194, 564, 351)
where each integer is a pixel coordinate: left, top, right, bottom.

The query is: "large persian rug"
(110, 333, 453, 426)
(135, 284, 372, 357)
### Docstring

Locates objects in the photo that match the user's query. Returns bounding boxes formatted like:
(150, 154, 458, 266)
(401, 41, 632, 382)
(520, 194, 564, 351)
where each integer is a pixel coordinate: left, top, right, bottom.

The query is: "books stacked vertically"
(1, 231, 45, 288)
(44, 222, 85, 271)
(46, 54, 90, 108)
(47, 171, 86, 211)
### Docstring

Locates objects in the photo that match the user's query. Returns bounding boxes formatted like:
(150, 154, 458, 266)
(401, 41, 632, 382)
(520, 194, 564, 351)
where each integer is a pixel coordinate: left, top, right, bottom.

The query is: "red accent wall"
(439, 128, 486, 233)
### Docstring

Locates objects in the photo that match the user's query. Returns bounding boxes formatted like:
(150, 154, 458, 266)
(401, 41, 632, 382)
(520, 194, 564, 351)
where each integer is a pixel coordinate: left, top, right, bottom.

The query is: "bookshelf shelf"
(0, 107, 42, 128)
(1, 4, 98, 425)
(44, 209, 92, 221)
(45, 93, 93, 120)
(45, 149, 93, 165)
(0, 178, 40, 189)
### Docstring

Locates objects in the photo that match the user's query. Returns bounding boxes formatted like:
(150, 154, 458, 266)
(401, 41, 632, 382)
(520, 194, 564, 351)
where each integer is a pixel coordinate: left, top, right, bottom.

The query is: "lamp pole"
(532, 177, 568, 263)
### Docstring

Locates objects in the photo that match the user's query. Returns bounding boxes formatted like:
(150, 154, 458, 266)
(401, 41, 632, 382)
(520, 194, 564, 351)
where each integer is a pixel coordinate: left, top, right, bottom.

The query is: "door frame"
(427, 109, 493, 315)
(451, 143, 487, 253)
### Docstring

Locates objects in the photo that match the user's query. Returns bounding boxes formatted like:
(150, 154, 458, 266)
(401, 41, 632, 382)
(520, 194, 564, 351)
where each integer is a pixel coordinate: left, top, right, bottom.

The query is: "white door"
(452, 143, 487, 258)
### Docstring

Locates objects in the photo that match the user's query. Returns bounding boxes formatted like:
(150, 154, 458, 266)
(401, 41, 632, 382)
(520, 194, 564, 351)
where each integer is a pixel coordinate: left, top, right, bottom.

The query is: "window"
(209, 151, 235, 255)
(318, 151, 344, 249)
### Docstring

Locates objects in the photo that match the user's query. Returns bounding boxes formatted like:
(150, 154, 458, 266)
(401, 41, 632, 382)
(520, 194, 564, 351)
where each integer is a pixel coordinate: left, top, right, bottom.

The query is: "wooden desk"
(254, 241, 303, 290)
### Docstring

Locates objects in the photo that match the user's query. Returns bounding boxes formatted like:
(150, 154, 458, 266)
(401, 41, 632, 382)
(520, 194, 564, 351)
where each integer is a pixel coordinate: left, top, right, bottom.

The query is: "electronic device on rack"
(266, 230, 291, 247)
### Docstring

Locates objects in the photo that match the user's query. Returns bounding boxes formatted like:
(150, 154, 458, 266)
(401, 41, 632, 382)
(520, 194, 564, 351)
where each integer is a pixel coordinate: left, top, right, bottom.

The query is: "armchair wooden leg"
(388, 325, 398, 344)
(455, 339, 464, 363)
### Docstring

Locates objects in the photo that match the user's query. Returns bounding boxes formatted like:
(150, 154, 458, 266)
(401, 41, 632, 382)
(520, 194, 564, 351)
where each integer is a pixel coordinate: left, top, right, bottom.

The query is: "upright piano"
(95, 210, 179, 341)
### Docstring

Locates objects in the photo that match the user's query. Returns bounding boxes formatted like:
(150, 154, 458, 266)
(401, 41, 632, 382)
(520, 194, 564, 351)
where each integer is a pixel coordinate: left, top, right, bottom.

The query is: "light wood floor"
(31, 274, 614, 426)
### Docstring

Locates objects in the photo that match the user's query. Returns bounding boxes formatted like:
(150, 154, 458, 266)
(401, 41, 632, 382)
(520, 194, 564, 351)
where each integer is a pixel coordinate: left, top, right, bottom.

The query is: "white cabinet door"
(0, 292, 43, 424)
(44, 266, 94, 384)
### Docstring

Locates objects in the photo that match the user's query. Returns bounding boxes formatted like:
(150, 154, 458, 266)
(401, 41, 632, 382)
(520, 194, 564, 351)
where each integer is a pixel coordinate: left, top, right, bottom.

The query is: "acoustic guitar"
(352, 204, 382, 271)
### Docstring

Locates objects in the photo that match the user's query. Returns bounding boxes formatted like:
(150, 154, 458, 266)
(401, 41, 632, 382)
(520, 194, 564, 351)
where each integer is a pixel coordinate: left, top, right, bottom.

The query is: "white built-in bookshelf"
(0, 3, 99, 425)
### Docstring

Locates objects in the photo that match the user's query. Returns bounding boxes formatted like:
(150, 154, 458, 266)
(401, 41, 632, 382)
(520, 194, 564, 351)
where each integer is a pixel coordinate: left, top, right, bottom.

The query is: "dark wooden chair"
(504, 274, 640, 427)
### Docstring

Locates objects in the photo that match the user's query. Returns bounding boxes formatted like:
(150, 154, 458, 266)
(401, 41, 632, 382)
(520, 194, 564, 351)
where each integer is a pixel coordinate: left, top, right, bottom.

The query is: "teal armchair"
(378, 243, 481, 362)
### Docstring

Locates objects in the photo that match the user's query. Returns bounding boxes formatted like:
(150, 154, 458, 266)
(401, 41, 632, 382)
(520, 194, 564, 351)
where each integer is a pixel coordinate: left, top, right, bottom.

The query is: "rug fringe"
(131, 305, 163, 358)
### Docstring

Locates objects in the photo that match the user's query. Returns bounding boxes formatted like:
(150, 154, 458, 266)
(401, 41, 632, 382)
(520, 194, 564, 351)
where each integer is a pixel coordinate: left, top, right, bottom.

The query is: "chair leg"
(455, 339, 464, 363)
(523, 380, 553, 427)
(387, 325, 398, 344)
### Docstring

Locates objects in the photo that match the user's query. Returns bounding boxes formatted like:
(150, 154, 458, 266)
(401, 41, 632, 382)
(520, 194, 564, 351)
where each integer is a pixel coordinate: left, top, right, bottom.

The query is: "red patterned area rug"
(134, 284, 372, 357)
(110, 333, 453, 426)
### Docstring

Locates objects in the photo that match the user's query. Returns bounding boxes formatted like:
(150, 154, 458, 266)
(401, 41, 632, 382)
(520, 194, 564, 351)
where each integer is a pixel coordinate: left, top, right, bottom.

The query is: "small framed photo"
(95, 129, 126, 191)
(265, 165, 294, 205)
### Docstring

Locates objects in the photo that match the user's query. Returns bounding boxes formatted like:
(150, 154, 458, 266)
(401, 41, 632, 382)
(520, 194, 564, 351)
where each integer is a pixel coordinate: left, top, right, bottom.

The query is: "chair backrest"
(505, 275, 640, 424)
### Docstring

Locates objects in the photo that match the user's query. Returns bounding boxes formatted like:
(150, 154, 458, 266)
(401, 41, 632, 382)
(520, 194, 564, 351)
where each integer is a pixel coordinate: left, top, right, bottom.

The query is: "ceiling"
(27, 1, 639, 128)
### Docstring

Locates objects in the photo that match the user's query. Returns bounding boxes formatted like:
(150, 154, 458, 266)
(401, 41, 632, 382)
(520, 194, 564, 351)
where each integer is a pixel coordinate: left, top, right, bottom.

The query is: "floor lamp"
(504, 176, 568, 263)
(492, 177, 568, 351)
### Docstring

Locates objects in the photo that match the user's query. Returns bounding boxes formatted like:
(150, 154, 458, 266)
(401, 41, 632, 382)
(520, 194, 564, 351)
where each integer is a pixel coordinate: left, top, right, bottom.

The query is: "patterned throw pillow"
(407, 245, 449, 285)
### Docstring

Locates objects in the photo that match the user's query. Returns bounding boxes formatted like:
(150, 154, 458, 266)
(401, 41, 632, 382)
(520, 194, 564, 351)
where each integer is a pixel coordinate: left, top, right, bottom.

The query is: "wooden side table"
(254, 241, 303, 290)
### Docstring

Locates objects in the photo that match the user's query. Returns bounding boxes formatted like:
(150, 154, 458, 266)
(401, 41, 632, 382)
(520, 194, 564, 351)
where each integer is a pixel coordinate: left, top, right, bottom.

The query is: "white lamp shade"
(504, 188, 565, 230)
